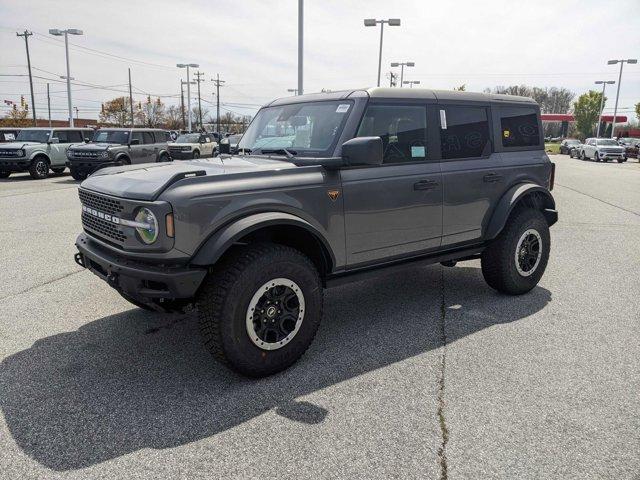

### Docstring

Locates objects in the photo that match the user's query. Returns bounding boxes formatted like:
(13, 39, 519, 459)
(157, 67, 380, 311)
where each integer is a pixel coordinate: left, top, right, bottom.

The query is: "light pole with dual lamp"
(49, 28, 83, 127)
(403, 80, 420, 88)
(364, 18, 401, 87)
(390, 61, 414, 87)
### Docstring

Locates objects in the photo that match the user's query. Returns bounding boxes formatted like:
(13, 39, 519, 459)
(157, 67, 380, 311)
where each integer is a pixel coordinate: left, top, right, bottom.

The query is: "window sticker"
(336, 104, 350, 113)
(503, 130, 510, 138)
(411, 146, 426, 158)
(439, 109, 447, 129)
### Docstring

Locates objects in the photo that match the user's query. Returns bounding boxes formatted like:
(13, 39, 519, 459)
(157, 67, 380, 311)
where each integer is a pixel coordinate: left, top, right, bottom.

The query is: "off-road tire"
(197, 242, 323, 377)
(29, 156, 49, 179)
(70, 168, 87, 181)
(51, 167, 65, 174)
(192, 150, 200, 159)
(617, 158, 624, 163)
(0, 171, 10, 179)
(594, 152, 600, 162)
(158, 152, 170, 162)
(481, 208, 550, 295)
(580, 150, 586, 160)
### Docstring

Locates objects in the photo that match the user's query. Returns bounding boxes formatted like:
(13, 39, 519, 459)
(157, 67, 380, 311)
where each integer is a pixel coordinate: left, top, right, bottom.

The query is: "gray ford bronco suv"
(74, 88, 557, 377)
(66, 128, 171, 181)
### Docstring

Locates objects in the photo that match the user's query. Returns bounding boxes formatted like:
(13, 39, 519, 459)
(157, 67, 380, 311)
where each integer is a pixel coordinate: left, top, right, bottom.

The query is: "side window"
(356, 104, 427, 163)
(440, 106, 491, 159)
(67, 131, 83, 143)
(500, 107, 540, 148)
(142, 132, 154, 144)
(131, 132, 144, 144)
(165, 132, 172, 142)
(82, 130, 92, 140)
(53, 131, 69, 143)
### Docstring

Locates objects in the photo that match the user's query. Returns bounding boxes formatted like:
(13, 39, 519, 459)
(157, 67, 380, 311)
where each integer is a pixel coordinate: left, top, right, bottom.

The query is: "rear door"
(142, 131, 156, 161)
(439, 104, 502, 246)
(129, 132, 146, 163)
(341, 102, 443, 267)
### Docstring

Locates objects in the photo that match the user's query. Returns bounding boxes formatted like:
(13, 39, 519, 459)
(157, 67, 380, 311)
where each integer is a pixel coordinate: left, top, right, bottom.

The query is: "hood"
(0, 141, 42, 149)
(80, 155, 297, 201)
(70, 142, 113, 150)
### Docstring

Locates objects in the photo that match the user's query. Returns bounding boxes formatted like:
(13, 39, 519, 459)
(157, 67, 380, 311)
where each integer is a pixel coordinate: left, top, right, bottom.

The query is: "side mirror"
(129, 138, 140, 146)
(48, 137, 59, 144)
(84, 138, 90, 143)
(341, 136, 383, 166)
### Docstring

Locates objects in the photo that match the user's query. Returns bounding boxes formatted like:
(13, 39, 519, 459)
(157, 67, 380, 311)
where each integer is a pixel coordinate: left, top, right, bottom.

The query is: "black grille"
(71, 150, 101, 158)
(78, 189, 124, 215)
(82, 212, 127, 242)
(0, 149, 20, 157)
(600, 148, 622, 154)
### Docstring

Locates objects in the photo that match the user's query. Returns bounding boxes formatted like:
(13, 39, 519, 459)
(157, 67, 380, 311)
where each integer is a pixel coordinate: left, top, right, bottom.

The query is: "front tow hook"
(107, 272, 119, 288)
(74, 252, 86, 268)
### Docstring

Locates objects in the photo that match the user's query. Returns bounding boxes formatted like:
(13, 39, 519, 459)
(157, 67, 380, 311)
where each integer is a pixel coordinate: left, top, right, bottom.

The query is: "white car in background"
(168, 133, 217, 159)
(578, 138, 626, 163)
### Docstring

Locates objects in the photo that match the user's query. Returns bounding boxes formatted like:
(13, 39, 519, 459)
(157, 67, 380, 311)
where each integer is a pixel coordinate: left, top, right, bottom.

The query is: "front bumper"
(598, 152, 625, 160)
(75, 233, 207, 300)
(0, 158, 29, 171)
(168, 150, 194, 159)
(66, 158, 110, 172)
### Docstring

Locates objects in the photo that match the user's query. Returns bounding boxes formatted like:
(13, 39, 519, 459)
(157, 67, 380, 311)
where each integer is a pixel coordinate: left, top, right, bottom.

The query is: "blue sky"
(1, 0, 639, 122)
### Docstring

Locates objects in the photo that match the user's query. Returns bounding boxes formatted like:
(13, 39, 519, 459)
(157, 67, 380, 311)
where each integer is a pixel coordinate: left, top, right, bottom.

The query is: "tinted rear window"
(440, 106, 491, 159)
(500, 107, 540, 148)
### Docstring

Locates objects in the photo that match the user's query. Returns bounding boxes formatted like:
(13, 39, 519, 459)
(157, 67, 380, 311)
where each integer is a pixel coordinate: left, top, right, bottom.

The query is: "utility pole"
(211, 74, 225, 134)
(128, 68, 134, 127)
(298, 0, 304, 95)
(46, 83, 52, 127)
(16, 30, 36, 126)
(194, 71, 205, 130)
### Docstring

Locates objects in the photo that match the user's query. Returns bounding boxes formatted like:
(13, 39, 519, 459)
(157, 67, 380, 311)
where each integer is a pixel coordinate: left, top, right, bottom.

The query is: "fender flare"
(485, 183, 557, 240)
(190, 211, 336, 268)
(28, 151, 50, 163)
(114, 153, 131, 165)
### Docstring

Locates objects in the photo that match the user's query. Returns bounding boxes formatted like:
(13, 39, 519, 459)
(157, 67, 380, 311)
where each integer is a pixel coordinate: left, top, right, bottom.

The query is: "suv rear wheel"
(29, 156, 49, 179)
(197, 243, 323, 377)
(481, 208, 550, 295)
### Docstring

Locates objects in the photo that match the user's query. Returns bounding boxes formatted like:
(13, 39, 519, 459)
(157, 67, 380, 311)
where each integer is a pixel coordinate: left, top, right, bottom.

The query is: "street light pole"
(287, 88, 298, 95)
(49, 28, 83, 127)
(298, 0, 303, 95)
(403, 80, 420, 88)
(594, 80, 615, 138)
(364, 18, 401, 87)
(391, 61, 415, 87)
(607, 58, 638, 138)
(177, 63, 199, 132)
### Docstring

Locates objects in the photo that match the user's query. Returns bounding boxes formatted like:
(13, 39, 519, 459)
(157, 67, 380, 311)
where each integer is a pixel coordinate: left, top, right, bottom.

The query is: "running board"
(325, 246, 484, 288)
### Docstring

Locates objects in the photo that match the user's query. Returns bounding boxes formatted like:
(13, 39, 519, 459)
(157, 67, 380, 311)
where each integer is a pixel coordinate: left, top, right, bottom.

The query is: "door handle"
(414, 179, 439, 190)
(483, 173, 503, 183)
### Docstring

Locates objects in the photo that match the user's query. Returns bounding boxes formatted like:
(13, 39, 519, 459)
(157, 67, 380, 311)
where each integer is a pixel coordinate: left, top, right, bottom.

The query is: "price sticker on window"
(336, 104, 350, 113)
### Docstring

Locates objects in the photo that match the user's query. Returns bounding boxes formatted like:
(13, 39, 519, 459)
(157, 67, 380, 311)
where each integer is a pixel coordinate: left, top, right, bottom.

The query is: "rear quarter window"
(500, 107, 541, 148)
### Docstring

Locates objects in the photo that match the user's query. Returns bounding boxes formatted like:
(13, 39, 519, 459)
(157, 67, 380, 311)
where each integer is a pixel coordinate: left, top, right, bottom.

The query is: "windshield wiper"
(254, 148, 297, 159)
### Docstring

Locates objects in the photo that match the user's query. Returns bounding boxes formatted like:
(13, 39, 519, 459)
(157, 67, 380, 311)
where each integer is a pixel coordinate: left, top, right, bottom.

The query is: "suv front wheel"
(197, 243, 323, 377)
(29, 156, 49, 179)
(481, 208, 550, 295)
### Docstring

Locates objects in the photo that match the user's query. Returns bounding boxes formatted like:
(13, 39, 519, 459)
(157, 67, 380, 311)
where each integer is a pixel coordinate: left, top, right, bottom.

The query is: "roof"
(266, 87, 537, 107)
(17, 126, 92, 130)
(542, 114, 627, 122)
(97, 127, 166, 131)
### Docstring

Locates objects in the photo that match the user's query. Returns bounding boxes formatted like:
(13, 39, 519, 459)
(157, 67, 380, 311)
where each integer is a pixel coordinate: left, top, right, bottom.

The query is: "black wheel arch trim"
(485, 183, 557, 240)
(190, 211, 336, 271)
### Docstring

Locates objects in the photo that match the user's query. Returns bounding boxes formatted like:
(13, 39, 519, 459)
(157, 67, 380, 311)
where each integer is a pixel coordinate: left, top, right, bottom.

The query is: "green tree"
(573, 90, 604, 139)
(635, 102, 640, 122)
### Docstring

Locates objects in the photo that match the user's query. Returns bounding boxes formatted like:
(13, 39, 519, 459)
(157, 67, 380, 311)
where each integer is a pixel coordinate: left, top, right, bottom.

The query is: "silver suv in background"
(0, 127, 93, 179)
(579, 138, 627, 163)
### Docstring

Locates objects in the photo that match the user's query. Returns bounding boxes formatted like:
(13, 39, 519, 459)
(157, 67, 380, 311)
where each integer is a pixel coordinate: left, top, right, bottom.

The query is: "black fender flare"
(190, 211, 336, 268)
(485, 183, 557, 240)
(114, 153, 130, 165)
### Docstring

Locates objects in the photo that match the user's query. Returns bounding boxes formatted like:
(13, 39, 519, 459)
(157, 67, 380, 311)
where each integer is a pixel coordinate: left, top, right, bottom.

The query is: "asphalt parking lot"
(1, 155, 639, 479)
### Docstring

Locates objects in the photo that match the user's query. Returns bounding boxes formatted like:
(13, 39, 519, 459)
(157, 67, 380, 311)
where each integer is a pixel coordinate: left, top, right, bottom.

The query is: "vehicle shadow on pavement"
(0, 265, 551, 471)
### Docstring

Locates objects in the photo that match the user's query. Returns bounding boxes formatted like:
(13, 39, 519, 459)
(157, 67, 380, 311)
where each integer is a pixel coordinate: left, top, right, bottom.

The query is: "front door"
(341, 103, 443, 267)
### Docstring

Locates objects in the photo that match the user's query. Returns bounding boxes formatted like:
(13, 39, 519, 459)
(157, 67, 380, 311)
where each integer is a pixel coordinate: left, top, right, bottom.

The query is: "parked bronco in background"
(73, 88, 557, 377)
(168, 132, 217, 159)
(0, 127, 92, 179)
(66, 128, 171, 180)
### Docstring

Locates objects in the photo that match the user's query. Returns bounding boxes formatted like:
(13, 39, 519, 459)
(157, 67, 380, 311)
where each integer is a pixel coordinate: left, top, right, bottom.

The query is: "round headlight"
(134, 208, 158, 244)
(17, 149, 25, 157)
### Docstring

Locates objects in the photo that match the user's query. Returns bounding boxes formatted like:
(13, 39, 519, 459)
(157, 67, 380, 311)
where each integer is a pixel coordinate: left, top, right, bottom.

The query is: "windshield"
(238, 100, 353, 157)
(16, 129, 51, 143)
(92, 130, 130, 144)
(176, 134, 200, 143)
(597, 139, 619, 146)
(228, 134, 242, 143)
(619, 138, 639, 145)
